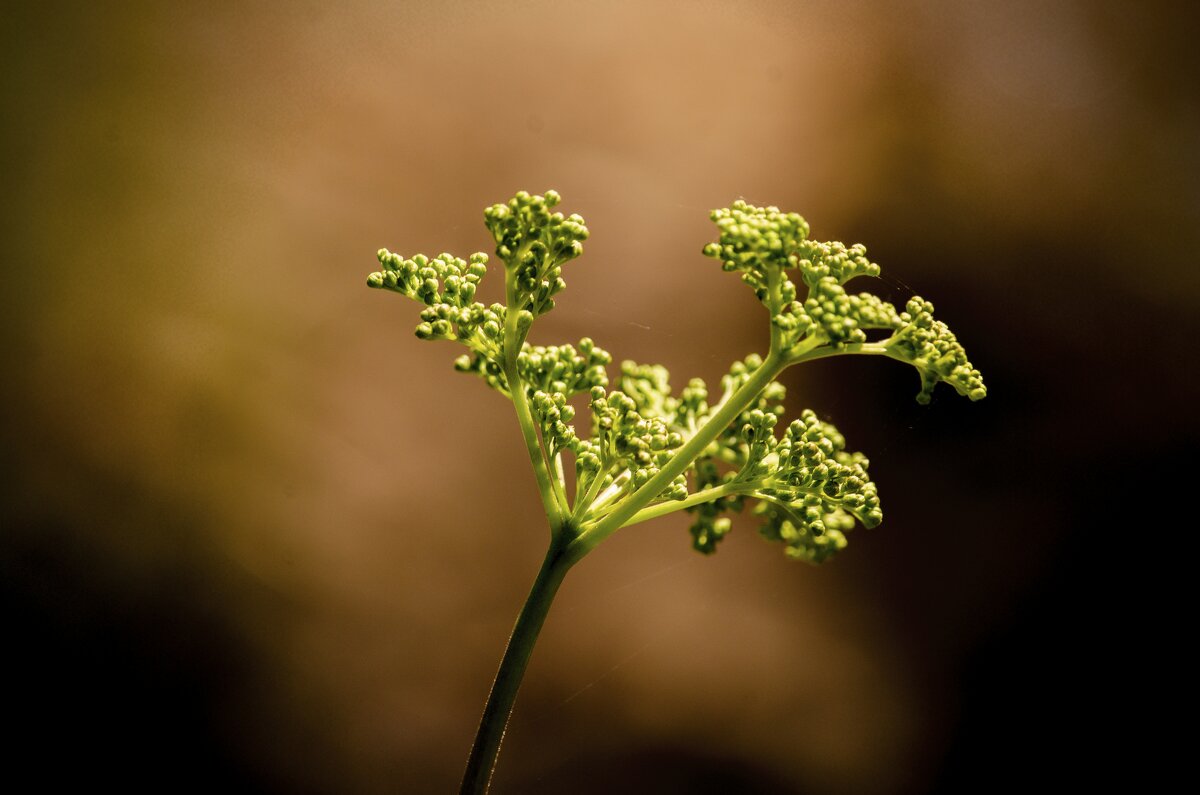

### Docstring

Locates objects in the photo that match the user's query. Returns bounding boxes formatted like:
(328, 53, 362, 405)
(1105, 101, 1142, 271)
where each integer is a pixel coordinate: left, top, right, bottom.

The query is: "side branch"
(619, 480, 755, 528)
(787, 340, 891, 365)
(569, 351, 787, 556)
(503, 253, 568, 527)
(508, 379, 567, 525)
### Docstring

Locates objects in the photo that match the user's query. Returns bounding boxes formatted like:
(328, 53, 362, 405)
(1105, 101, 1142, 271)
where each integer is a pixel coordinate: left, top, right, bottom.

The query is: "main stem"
(460, 539, 576, 794)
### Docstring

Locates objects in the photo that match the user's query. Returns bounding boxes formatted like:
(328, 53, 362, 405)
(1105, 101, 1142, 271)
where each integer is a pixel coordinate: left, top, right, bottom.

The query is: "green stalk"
(508, 378, 566, 525)
(570, 350, 788, 554)
(619, 479, 755, 528)
(460, 539, 578, 795)
(502, 249, 567, 527)
(788, 340, 889, 365)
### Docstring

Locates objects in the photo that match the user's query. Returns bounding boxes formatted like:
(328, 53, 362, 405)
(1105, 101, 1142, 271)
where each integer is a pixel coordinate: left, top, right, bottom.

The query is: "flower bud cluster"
(765, 410, 881, 527)
(619, 356, 787, 464)
(531, 390, 578, 457)
(702, 201, 811, 339)
(703, 408, 881, 564)
(802, 278, 904, 346)
(703, 200, 811, 277)
(754, 498, 854, 564)
(886, 297, 987, 404)
(518, 337, 611, 398)
(792, 240, 881, 290)
(577, 386, 688, 506)
(369, 250, 495, 338)
(453, 347, 507, 392)
(702, 200, 986, 404)
(484, 190, 589, 317)
(687, 458, 740, 554)
(617, 361, 675, 419)
(620, 362, 715, 439)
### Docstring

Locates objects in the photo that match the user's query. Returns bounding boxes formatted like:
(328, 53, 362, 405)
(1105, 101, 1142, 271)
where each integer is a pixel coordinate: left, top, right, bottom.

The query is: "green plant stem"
(788, 341, 890, 364)
(502, 254, 567, 527)
(509, 379, 566, 524)
(620, 480, 754, 527)
(460, 539, 577, 795)
(571, 350, 788, 554)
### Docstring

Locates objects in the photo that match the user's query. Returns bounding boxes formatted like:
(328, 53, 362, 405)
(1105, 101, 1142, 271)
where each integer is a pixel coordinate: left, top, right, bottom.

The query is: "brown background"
(2, 1, 1196, 792)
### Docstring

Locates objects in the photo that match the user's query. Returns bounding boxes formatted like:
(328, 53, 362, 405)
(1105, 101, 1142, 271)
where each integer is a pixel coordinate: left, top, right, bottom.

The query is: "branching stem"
(620, 479, 757, 528)
(571, 350, 788, 553)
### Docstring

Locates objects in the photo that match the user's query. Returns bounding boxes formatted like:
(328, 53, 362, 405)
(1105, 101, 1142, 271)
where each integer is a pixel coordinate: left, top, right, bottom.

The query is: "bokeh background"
(2, 1, 1196, 792)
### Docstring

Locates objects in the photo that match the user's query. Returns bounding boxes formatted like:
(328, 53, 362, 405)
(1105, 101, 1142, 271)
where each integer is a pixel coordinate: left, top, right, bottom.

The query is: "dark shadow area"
(509, 743, 804, 795)
(0, 430, 297, 793)
(927, 439, 1193, 793)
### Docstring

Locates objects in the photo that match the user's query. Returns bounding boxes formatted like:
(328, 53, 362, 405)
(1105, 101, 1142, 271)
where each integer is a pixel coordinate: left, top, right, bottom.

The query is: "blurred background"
(2, 1, 1196, 792)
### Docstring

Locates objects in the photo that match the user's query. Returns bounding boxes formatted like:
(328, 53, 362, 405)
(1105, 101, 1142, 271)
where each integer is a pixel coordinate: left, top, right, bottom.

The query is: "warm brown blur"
(2, 2, 1195, 793)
